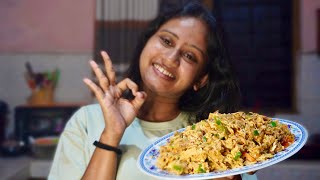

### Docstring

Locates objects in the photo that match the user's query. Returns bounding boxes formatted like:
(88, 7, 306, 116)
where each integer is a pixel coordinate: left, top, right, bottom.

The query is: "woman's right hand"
(83, 51, 146, 145)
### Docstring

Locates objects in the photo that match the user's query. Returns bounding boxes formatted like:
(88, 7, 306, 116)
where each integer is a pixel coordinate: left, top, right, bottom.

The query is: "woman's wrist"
(93, 141, 122, 155)
(99, 130, 122, 147)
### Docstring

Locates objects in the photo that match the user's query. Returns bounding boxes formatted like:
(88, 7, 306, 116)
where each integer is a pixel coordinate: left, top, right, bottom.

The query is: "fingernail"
(139, 92, 146, 99)
(83, 78, 90, 83)
(89, 60, 97, 66)
(137, 92, 142, 98)
(101, 51, 110, 59)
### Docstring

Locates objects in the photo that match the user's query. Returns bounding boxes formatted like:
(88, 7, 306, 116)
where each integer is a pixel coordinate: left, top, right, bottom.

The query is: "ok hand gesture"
(83, 51, 146, 145)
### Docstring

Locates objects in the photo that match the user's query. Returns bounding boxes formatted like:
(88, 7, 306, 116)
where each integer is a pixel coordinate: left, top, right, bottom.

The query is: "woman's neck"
(137, 96, 180, 122)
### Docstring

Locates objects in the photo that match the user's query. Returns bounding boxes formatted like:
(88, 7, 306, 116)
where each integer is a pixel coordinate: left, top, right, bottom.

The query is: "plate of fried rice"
(137, 111, 308, 179)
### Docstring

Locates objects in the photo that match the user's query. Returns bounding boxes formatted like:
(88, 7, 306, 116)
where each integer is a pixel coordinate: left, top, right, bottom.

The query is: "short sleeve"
(48, 106, 90, 180)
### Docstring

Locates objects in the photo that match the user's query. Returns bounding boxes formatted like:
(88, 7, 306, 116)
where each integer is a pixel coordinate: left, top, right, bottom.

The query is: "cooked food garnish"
(156, 111, 294, 175)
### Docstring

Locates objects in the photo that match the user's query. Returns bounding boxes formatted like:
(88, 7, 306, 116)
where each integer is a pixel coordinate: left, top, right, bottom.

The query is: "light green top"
(48, 104, 258, 180)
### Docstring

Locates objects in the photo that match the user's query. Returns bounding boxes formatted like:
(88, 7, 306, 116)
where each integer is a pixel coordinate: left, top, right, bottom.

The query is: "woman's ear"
(193, 74, 208, 91)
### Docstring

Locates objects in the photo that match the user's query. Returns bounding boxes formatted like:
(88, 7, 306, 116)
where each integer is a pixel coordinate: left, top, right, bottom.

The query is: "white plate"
(137, 119, 308, 179)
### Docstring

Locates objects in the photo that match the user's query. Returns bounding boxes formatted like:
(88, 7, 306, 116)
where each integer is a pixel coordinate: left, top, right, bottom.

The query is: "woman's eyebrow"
(159, 29, 206, 57)
(188, 44, 206, 58)
(159, 29, 179, 39)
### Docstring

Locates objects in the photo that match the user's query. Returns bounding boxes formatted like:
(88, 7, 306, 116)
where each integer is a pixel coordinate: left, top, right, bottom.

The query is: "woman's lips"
(153, 63, 175, 80)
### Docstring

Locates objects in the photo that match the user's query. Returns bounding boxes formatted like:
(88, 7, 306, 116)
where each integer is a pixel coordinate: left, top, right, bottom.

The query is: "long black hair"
(125, 1, 241, 120)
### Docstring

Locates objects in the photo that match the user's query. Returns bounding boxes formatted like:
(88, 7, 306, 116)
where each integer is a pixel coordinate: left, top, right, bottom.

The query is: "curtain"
(95, 0, 159, 78)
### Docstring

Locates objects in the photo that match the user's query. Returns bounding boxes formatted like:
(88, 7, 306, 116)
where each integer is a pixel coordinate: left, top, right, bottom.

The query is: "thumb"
(131, 91, 147, 112)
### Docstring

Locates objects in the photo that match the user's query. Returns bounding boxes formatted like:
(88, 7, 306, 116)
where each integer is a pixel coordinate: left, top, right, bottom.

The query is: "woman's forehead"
(157, 17, 208, 51)
(160, 17, 208, 33)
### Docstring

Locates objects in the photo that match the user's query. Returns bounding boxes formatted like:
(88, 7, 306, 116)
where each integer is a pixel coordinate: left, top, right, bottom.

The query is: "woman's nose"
(164, 49, 180, 67)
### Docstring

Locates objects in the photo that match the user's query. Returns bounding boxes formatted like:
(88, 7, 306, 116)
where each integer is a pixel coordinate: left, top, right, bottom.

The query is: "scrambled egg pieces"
(156, 111, 294, 175)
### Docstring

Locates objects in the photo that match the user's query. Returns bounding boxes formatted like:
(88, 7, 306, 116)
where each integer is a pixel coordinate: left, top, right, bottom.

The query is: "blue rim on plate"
(137, 119, 308, 180)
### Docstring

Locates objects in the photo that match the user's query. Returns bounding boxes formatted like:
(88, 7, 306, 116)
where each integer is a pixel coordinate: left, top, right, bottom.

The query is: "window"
(214, 0, 293, 111)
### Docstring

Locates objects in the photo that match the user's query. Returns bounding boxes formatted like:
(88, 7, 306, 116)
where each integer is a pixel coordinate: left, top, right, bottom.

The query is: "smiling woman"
(139, 17, 209, 101)
(48, 2, 255, 180)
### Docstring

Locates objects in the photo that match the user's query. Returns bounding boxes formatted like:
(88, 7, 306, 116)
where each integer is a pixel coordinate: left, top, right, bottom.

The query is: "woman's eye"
(183, 52, 196, 62)
(160, 37, 173, 46)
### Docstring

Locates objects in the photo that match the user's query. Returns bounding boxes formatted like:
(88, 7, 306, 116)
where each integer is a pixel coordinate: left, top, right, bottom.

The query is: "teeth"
(154, 64, 174, 78)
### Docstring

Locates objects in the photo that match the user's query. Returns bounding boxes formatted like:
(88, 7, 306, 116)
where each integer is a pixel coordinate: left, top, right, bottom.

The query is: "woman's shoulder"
(79, 103, 102, 113)
(71, 103, 103, 119)
(77, 103, 104, 121)
(64, 103, 104, 130)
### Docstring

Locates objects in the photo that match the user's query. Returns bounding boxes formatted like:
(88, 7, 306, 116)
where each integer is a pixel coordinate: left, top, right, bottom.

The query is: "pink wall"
(300, 0, 320, 53)
(0, 0, 95, 53)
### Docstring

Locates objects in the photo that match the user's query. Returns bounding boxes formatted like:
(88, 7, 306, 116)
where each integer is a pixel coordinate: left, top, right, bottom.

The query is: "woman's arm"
(81, 51, 146, 180)
(82, 132, 120, 180)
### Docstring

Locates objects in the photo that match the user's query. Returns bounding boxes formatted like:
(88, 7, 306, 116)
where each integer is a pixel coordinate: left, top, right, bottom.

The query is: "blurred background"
(0, 0, 319, 179)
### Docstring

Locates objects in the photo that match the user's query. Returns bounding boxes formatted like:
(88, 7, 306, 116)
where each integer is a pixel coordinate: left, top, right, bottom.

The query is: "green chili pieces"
(271, 121, 277, 127)
(215, 117, 221, 125)
(234, 151, 242, 160)
(203, 136, 207, 142)
(197, 164, 206, 173)
(173, 165, 182, 171)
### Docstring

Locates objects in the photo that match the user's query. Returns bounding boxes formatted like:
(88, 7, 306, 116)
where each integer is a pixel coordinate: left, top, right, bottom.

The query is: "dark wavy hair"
(125, 1, 241, 120)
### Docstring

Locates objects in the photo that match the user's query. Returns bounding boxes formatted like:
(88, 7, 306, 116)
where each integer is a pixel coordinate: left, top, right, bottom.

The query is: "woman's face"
(139, 17, 208, 99)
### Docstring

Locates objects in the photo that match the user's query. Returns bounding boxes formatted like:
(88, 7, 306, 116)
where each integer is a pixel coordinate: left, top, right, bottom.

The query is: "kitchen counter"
(257, 160, 320, 180)
(0, 156, 30, 180)
(0, 156, 52, 180)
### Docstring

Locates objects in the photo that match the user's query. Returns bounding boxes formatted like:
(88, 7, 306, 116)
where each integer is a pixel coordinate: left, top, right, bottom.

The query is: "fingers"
(89, 60, 110, 92)
(83, 78, 104, 103)
(89, 51, 116, 92)
(117, 78, 146, 112)
(131, 91, 147, 112)
(108, 85, 122, 99)
(117, 78, 139, 95)
(101, 51, 116, 85)
(86, 52, 145, 112)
